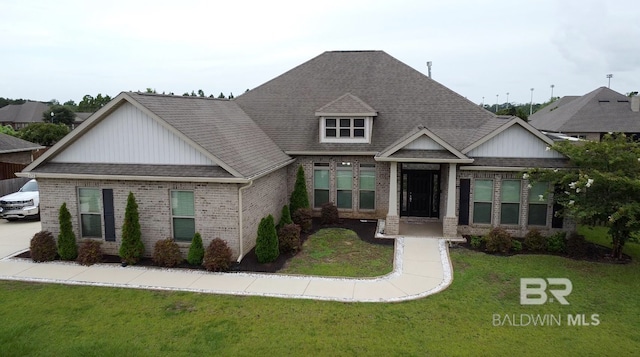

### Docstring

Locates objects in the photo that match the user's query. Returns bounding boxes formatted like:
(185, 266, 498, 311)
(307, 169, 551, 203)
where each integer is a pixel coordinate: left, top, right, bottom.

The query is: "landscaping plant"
(119, 192, 145, 264)
(278, 223, 302, 254)
(523, 229, 546, 251)
(76, 240, 103, 266)
(292, 207, 312, 233)
(255, 214, 279, 263)
(203, 238, 232, 271)
(187, 232, 204, 265)
(320, 202, 339, 225)
(484, 227, 512, 253)
(30, 231, 57, 262)
(276, 205, 293, 230)
(57, 202, 77, 261)
(566, 232, 587, 258)
(153, 239, 183, 268)
(546, 232, 567, 253)
(289, 165, 310, 213)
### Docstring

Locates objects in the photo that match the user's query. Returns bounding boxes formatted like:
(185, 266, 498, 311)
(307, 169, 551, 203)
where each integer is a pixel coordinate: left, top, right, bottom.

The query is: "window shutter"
(458, 179, 470, 225)
(102, 189, 116, 241)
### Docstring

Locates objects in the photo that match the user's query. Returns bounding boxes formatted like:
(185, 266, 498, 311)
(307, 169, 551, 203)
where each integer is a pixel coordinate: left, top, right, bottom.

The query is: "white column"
(388, 162, 398, 216)
(446, 163, 457, 217)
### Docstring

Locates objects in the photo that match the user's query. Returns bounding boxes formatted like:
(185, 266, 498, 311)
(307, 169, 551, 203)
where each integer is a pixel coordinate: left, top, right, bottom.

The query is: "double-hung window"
(473, 180, 493, 224)
(359, 164, 375, 210)
(336, 162, 353, 209)
(171, 191, 195, 242)
(79, 188, 102, 237)
(313, 163, 330, 208)
(501, 180, 521, 225)
(528, 182, 549, 226)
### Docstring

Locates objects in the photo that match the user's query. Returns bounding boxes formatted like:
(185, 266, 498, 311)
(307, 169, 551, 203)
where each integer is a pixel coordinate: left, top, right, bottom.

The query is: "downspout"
(237, 180, 253, 262)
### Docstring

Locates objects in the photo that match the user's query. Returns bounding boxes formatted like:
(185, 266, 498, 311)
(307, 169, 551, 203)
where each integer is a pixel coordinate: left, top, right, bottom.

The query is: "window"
(336, 162, 353, 209)
(313, 163, 330, 208)
(321, 117, 370, 143)
(501, 180, 521, 225)
(359, 164, 375, 210)
(528, 182, 549, 226)
(79, 188, 102, 237)
(171, 191, 195, 242)
(473, 180, 493, 224)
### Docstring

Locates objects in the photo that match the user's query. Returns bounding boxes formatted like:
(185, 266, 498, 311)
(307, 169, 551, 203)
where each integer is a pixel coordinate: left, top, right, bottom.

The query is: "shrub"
(292, 207, 313, 233)
(511, 240, 523, 252)
(119, 192, 145, 264)
(276, 205, 293, 230)
(278, 223, 302, 254)
(255, 214, 279, 263)
(30, 231, 57, 262)
(524, 229, 547, 251)
(203, 238, 233, 271)
(289, 165, 310, 213)
(187, 232, 205, 265)
(57, 202, 77, 261)
(470, 235, 484, 249)
(153, 239, 183, 268)
(77, 240, 103, 266)
(485, 227, 512, 253)
(546, 232, 567, 253)
(320, 202, 339, 225)
(566, 232, 587, 258)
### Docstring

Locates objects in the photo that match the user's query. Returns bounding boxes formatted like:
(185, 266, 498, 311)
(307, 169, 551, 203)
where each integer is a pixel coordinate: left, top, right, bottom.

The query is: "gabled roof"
(0, 101, 50, 124)
(376, 126, 472, 163)
(235, 50, 500, 153)
(315, 93, 377, 116)
(24, 93, 291, 180)
(529, 87, 640, 133)
(0, 132, 44, 154)
(462, 116, 555, 154)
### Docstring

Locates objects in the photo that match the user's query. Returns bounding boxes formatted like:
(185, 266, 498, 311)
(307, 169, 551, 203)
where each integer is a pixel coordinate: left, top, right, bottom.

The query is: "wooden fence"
(0, 162, 27, 180)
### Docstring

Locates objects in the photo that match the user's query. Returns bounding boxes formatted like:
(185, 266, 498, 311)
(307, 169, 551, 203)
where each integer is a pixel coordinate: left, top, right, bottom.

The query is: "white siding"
(404, 135, 445, 150)
(52, 103, 215, 165)
(468, 125, 564, 158)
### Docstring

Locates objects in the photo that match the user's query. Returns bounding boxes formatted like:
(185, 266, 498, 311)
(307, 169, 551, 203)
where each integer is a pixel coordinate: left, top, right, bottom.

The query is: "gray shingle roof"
(316, 93, 377, 115)
(235, 50, 500, 152)
(0, 132, 44, 153)
(33, 162, 233, 178)
(0, 101, 50, 124)
(128, 93, 291, 178)
(529, 87, 640, 133)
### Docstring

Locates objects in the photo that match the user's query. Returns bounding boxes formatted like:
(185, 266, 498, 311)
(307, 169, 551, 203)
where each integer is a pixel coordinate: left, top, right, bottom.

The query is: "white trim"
(16, 171, 251, 183)
(462, 117, 555, 154)
(377, 127, 470, 160)
(286, 151, 378, 156)
(376, 157, 474, 163)
(0, 147, 45, 155)
(315, 112, 377, 117)
(319, 117, 372, 144)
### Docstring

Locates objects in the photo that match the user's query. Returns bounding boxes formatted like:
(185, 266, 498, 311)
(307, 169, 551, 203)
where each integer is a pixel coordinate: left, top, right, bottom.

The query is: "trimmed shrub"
(546, 232, 567, 253)
(203, 238, 233, 272)
(566, 232, 587, 258)
(119, 192, 145, 264)
(320, 202, 339, 225)
(30, 231, 57, 262)
(470, 235, 484, 249)
(153, 239, 183, 268)
(524, 229, 547, 251)
(511, 240, 523, 252)
(276, 205, 293, 230)
(77, 240, 103, 266)
(278, 223, 302, 254)
(485, 227, 512, 253)
(292, 207, 313, 233)
(289, 165, 310, 213)
(57, 202, 77, 261)
(187, 232, 205, 265)
(255, 214, 279, 263)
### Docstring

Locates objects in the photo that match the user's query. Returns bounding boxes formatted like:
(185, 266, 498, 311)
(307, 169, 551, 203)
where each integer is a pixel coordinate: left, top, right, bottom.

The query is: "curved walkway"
(0, 221, 452, 302)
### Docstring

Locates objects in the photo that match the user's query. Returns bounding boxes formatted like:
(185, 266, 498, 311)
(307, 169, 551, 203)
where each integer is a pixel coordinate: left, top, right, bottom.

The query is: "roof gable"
(315, 93, 377, 116)
(377, 126, 471, 162)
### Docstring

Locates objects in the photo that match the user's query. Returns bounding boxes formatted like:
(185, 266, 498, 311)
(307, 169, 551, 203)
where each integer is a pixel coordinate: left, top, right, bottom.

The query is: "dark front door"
(402, 170, 440, 217)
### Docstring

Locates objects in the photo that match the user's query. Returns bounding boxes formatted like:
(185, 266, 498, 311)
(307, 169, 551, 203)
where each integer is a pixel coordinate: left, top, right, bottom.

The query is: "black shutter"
(458, 179, 470, 225)
(551, 185, 564, 228)
(103, 189, 116, 241)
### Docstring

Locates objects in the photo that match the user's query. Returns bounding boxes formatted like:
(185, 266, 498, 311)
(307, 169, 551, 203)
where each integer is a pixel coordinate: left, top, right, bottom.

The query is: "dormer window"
(316, 93, 377, 144)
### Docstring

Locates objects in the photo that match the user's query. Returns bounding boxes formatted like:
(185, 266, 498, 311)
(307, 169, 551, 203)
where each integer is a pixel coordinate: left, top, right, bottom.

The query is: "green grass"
(279, 228, 394, 277)
(0, 228, 638, 356)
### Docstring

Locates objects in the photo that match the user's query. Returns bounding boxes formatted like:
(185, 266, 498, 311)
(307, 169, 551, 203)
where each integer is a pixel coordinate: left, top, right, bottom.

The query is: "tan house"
(20, 51, 572, 260)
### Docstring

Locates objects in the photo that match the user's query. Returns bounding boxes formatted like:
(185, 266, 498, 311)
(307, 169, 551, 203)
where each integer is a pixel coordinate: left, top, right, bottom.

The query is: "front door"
(401, 170, 440, 217)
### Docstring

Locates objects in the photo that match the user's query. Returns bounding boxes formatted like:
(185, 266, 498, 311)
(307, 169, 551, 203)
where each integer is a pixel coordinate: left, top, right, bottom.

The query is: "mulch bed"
(16, 218, 393, 273)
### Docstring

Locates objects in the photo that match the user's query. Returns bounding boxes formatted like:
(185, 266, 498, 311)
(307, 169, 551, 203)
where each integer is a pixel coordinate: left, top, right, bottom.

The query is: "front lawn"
(0, 228, 638, 355)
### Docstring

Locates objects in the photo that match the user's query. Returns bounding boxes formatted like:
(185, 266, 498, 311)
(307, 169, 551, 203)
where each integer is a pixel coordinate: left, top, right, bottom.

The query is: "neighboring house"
(0, 101, 50, 130)
(530, 87, 640, 141)
(73, 112, 93, 129)
(0, 133, 45, 180)
(20, 51, 572, 260)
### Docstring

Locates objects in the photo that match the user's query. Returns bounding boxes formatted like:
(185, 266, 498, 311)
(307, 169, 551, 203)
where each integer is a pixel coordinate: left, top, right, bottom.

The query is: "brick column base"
(385, 215, 400, 235)
(443, 216, 458, 238)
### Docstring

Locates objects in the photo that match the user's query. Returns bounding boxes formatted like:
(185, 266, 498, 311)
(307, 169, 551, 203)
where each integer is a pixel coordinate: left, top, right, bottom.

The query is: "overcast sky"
(2, 0, 639, 106)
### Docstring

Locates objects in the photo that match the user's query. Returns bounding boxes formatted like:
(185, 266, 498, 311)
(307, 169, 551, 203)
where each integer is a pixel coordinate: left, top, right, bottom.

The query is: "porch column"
(443, 163, 458, 238)
(385, 161, 400, 235)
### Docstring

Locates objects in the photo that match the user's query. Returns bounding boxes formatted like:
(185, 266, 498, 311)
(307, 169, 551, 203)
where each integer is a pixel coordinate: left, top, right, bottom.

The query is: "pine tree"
(255, 215, 279, 263)
(187, 232, 205, 265)
(119, 192, 144, 264)
(57, 202, 77, 260)
(289, 165, 310, 213)
(276, 205, 293, 230)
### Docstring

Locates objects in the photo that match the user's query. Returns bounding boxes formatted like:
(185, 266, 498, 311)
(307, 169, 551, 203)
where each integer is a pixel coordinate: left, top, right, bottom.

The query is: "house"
(0, 101, 50, 130)
(529, 87, 640, 141)
(19, 51, 572, 260)
(0, 133, 44, 181)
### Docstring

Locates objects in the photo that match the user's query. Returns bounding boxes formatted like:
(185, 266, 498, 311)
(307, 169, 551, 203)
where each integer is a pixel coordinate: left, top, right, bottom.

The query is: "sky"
(2, 0, 639, 106)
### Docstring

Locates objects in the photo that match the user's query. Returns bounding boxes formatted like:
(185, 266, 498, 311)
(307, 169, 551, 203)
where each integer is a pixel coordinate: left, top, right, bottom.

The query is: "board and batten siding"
(467, 125, 564, 158)
(404, 136, 445, 150)
(51, 102, 216, 165)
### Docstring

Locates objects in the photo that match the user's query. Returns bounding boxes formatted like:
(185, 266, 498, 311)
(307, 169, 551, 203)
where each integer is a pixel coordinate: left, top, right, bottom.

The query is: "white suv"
(0, 179, 40, 221)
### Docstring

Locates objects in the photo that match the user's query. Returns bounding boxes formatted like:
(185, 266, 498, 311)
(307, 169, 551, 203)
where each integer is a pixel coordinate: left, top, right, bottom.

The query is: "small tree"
(187, 232, 205, 265)
(276, 205, 293, 230)
(119, 192, 145, 264)
(57, 202, 77, 260)
(255, 215, 279, 263)
(289, 165, 310, 213)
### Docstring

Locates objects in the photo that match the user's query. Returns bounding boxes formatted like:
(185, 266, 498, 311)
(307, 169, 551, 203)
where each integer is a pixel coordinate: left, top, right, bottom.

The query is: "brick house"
(20, 51, 572, 260)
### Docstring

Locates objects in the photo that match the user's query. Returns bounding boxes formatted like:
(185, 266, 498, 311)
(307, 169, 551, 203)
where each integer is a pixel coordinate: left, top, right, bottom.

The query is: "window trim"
(78, 187, 103, 238)
(313, 163, 330, 208)
(336, 162, 353, 209)
(359, 164, 376, 210)
(528, 182, 549, 226)
(319, 117, 372, 143)
(170, 190, 195, 242)
(473, 179, 493, 224)
(500, 179, 522, 225)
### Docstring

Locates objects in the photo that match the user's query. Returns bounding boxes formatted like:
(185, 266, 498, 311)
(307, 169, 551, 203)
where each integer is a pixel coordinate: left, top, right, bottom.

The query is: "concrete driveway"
(0, 219, 41, 258)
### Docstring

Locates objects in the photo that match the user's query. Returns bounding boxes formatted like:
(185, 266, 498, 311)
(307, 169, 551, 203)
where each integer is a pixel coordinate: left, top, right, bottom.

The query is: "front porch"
(376, 218, 465, 241)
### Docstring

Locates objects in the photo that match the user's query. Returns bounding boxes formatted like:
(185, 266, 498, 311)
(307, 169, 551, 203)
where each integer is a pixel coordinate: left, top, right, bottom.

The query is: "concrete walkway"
(0, 220, 452, 302)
